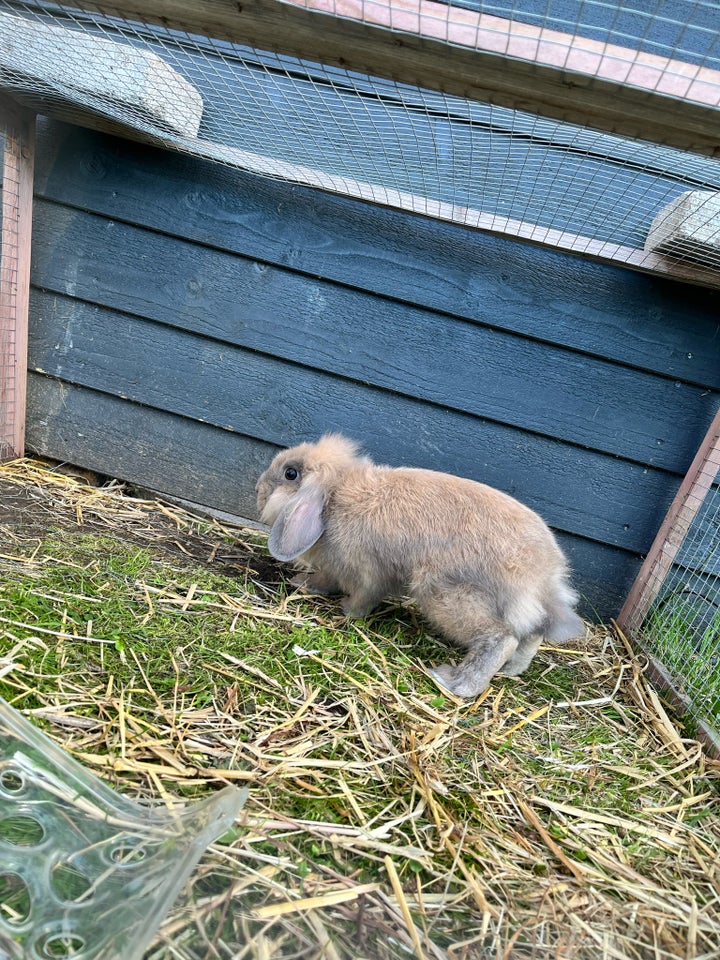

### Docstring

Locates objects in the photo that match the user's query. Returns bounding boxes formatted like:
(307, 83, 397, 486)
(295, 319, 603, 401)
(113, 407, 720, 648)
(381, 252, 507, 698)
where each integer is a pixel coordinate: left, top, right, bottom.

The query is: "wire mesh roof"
(1, 0, 719, 283)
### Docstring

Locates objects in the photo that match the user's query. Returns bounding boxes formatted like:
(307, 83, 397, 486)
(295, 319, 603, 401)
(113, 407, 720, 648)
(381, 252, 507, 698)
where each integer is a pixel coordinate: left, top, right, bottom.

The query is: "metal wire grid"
(315, 0, 720, 72)
(619, 411, 720, 754)
(0, 128, 19, 463)
(0, 0, 719, 280)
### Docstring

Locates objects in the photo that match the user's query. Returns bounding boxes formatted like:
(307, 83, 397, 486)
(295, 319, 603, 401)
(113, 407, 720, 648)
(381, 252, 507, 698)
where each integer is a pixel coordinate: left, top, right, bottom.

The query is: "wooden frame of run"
(616, 406, 720, 758)
(0, 95, 35, 461)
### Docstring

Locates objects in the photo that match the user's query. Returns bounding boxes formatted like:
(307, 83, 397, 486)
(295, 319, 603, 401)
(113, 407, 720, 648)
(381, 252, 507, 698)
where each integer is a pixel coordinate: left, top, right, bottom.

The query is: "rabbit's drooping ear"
(267, 482, 326, 562)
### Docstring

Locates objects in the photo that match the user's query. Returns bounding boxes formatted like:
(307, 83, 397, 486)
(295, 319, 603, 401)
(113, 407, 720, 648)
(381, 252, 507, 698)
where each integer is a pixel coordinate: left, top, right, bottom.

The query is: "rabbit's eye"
(284, 467, 299, 482)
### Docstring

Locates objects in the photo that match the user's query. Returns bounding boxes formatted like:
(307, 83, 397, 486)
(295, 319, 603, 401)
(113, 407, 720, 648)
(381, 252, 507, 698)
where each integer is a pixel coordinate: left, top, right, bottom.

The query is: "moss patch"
(1, 459, 719, 960)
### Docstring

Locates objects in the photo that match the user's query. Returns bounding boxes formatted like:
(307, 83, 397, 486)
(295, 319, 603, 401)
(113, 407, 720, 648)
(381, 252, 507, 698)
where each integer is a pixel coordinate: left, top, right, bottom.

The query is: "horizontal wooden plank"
(25, 370, 276, 516)
(29, 204, 719, 474)
(560, 536, 640, 622)
(22, 64, 720, 286)
(33, 122, 720, 390)
(24, 372, 639, 618)
(76, 0, 720, 155)
(26, 293, 683, 554)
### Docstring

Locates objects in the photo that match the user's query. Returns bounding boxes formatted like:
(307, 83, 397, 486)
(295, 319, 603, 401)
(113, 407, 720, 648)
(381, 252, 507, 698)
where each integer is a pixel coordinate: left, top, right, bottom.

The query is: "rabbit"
(255, 434, 584, 698)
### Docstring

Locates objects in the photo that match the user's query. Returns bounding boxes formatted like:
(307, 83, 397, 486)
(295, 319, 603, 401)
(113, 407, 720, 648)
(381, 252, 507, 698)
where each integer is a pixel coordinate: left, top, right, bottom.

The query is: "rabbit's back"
(327, 465, 562, 570)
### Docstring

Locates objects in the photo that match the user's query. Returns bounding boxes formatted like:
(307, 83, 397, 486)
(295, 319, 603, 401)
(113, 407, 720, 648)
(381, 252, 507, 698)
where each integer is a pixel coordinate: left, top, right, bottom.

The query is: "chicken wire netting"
(0, 0, 719, 284)
(0, 125, 20, 463)
(0, 131, 7, 459)
(619, 409, 720, 755)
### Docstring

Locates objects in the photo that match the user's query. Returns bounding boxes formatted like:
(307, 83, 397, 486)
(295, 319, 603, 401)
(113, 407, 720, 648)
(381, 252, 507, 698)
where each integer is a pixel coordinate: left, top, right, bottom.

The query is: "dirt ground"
(0, 462, 282, 585)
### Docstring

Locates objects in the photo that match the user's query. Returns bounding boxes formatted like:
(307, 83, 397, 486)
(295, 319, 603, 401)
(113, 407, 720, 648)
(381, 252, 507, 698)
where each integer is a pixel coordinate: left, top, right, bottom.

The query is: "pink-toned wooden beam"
(82, 0, 720, 156)
(301, 0, 720, 108)
(616, 405, 720, 633)
(0, 96, 35, 461)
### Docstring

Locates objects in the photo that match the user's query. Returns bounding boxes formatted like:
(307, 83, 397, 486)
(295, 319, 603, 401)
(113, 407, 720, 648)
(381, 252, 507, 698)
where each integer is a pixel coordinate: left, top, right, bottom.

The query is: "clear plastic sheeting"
(0, 696, 247, 960)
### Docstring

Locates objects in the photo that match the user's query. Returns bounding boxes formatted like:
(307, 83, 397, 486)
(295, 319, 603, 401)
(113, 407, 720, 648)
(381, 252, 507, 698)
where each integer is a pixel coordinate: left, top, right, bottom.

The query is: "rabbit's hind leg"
(420, 584, 519, 698)
(429, 631, 518, 698)
(499, 634, 542, 676)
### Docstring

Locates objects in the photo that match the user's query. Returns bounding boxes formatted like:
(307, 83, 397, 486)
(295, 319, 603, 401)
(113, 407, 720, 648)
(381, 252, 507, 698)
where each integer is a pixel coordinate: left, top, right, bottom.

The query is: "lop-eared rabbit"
(256, 435, 584, 697)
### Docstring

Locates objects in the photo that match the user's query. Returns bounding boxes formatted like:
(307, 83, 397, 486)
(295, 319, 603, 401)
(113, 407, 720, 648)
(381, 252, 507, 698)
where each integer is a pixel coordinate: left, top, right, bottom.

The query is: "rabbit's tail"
(543, 581, 585, 644)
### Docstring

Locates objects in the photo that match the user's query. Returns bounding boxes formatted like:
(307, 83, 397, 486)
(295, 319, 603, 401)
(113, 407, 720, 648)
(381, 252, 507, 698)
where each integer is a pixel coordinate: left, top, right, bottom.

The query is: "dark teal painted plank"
(560, 535, 640, 621)
(34, 122, 720, 391)
(24, 371, 275, 518)
(674, 496, 720, 577)
(24, 372, 639, 619)
(27, 292, 682, 554)
(29, 204, 718, 474)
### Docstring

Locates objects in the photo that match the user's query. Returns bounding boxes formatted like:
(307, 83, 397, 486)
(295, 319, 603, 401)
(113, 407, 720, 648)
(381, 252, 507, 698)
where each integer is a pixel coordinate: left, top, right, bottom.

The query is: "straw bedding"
(1, 459, 718, 960)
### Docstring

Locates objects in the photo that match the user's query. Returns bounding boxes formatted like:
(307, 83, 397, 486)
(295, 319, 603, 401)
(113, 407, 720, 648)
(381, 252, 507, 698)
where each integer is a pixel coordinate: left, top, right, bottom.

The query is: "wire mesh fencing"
(0, 0, 718, 286)
(618, 408, 720, 756)
(0, 127, 7, 460)
(0, 0, 718, 729)
(0, 121, 19, 462)
(0, 96, 33, 464)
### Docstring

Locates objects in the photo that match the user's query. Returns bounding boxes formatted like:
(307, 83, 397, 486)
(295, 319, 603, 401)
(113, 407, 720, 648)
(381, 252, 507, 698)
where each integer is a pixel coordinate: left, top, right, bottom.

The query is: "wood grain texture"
(25, 122, 720, 619)
(0, 95, 34, 460)
(24, 373, 640, 617)
(27, 290, 682, 554)
(24, 371, 276, 512)
(33, 123, 720, 390)
(29, 201, 719, 476)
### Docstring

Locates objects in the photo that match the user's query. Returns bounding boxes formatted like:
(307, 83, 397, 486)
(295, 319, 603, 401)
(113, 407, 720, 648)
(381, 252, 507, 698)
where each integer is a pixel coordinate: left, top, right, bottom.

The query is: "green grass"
(641, 591, 720, 736)
(2, 527, 664, 821)
(2, 467, 720, 959)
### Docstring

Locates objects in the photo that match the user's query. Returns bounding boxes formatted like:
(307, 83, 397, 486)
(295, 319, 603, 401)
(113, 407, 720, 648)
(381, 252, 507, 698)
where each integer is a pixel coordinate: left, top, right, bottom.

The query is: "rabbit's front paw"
(291, 572, 341, 596)
(340, 588, 385, 618)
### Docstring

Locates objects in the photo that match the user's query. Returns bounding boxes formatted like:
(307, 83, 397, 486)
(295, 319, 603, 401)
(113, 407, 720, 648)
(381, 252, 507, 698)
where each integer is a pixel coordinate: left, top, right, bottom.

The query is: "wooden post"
(0, 95, 35, 462)
(616, 405, 720, 632)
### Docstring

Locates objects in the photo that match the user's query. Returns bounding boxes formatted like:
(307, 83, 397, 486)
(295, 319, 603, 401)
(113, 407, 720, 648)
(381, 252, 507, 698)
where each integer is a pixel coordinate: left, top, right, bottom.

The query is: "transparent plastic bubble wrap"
(0, 696, 248, 960)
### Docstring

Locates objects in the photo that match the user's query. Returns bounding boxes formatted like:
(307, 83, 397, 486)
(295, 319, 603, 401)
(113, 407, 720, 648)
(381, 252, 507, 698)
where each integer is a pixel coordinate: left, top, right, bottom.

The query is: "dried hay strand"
(1, 458, 719, 960)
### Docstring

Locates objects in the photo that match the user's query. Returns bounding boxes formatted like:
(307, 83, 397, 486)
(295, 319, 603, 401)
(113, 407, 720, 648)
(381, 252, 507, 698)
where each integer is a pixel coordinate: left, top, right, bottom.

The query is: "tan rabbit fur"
(256, 434, 584, 698)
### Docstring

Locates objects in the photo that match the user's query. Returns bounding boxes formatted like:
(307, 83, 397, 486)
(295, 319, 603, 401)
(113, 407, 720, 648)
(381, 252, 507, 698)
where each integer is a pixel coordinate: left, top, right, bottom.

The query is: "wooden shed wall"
(25, 119, 720, 619)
